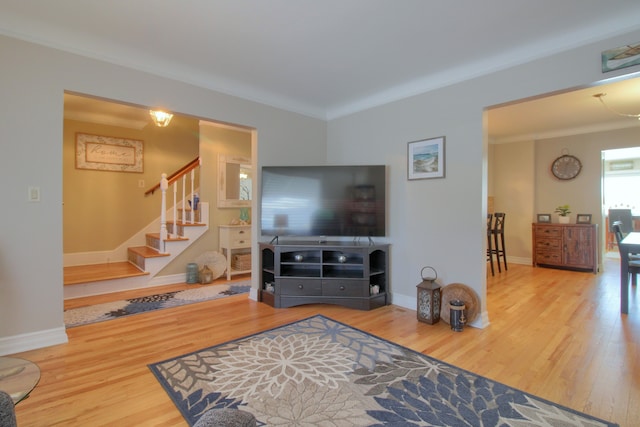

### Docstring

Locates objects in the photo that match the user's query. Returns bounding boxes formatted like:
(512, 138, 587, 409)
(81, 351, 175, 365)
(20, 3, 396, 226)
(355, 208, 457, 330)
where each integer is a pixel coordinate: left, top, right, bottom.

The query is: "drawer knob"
(339, 285, 346, 291)
(298, 284, 303, 290)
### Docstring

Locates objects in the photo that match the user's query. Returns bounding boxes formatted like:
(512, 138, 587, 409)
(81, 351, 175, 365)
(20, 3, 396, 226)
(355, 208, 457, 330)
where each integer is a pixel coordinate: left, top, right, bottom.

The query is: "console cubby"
(259, 241, 389, 310)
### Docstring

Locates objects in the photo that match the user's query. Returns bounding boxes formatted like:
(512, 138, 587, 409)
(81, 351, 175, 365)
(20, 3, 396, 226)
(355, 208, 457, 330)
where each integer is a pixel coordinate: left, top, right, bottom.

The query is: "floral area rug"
(64, 281, 250, 328)
(148, 315, 618, 426)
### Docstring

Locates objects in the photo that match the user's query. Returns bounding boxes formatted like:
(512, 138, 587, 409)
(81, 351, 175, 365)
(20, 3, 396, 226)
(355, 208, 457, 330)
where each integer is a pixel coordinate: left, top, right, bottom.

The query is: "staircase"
(127, 206, 204, 274)
(64, 159, 208, 299)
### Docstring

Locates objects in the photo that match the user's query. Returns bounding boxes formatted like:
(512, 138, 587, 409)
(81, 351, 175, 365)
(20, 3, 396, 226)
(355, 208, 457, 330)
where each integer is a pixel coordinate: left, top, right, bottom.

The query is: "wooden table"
(618, 232, 640, 314)
(0, 357, 40, 403)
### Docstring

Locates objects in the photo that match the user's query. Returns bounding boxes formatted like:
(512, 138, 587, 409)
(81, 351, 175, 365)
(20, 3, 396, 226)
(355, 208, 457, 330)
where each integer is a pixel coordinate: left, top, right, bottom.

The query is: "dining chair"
(492, 212, 507, 272)
(612, 220, 640, 286)
(487, 213, 495, 276)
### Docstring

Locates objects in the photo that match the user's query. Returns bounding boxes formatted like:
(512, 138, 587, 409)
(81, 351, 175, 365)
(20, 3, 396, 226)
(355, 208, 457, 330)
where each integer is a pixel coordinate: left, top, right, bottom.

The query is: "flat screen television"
(260, 165, 386, 238)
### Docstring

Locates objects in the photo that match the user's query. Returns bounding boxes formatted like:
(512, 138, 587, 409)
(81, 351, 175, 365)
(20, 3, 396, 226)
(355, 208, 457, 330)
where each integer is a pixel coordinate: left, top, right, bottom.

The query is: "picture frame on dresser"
(537, 214, 551, 223)
(576, 214, 592, 224)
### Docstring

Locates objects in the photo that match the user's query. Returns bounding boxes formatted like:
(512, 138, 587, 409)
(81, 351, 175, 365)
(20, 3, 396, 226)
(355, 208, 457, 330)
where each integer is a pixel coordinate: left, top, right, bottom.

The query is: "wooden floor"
(10, 260, 640, 427)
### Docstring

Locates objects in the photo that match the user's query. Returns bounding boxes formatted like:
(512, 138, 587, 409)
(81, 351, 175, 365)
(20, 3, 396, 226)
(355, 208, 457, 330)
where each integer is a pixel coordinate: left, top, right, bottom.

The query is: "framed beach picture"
(408, 136, 445, 180)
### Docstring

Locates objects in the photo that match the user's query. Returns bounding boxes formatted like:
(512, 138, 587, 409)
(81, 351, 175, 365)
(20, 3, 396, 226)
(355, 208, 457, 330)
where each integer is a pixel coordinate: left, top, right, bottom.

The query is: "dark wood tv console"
(259, 241, 389, 310)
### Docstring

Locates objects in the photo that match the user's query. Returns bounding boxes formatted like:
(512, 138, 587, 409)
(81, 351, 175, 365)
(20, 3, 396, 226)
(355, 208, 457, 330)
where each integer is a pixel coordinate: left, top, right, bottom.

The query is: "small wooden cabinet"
(259, 241, 389, 310)
(219, 225, 251, 280)
(532, 223, 598, 273)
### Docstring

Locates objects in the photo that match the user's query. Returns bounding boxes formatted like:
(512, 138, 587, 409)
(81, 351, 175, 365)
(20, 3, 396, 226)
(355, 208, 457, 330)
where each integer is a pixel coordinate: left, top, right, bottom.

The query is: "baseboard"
(507, 256, 531, 265)
(147, 273, 186, 287)
(0, 327, 68, 356)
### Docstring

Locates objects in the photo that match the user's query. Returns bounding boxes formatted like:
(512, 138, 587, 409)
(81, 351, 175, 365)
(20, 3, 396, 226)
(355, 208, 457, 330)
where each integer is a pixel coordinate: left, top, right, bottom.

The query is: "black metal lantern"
(416, 266, 441, 324)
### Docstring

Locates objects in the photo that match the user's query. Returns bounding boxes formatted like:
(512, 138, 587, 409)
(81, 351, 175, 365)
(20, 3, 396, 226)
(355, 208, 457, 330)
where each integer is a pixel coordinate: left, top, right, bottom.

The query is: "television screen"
(260, 165, 386, 237)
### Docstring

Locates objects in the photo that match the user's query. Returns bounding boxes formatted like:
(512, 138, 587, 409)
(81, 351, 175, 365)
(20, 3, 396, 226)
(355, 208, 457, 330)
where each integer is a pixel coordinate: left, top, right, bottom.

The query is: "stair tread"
(64, 262, 148, 286)
(128, 246, 171, 258)
(147, 232, 188, 241)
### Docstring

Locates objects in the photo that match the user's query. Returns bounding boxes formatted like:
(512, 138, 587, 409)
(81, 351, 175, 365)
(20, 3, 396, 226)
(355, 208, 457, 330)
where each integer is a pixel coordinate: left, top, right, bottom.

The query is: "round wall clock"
(551, 154, 582, 180)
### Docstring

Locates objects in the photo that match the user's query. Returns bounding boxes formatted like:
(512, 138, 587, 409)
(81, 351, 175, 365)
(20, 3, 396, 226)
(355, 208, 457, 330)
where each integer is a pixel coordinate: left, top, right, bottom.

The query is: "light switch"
(28, 186, 40, 202)
(138, 179, 145, 188)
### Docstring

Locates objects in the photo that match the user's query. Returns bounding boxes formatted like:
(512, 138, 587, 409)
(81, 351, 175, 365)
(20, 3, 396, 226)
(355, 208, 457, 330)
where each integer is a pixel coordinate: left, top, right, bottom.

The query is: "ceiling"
(2, 1, 640, 140)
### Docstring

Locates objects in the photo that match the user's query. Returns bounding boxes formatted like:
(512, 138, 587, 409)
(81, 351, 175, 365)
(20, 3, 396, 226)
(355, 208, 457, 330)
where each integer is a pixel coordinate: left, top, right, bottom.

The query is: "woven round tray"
(194, 251, 227, 280)
(440, 283, 480, 324)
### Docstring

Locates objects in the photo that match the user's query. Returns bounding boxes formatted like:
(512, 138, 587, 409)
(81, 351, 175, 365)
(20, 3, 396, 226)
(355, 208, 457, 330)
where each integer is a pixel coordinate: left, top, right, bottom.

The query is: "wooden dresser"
(532, 223, 598, 273)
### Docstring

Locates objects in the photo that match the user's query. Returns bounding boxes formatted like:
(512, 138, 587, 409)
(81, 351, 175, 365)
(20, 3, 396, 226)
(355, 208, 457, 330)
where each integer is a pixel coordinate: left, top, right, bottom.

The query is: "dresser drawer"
(534, 226, 562, 238)
(535, 252, 562, 265)
(535, 238, 561, 250)
(220, 226, 251, 248)
(322, 279, 368, 297)
(278, 278, 322, 296)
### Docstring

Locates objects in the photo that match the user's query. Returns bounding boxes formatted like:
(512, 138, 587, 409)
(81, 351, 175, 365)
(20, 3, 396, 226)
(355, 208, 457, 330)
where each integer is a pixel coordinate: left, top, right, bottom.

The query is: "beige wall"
(63, 102, 253, 274)
(63, 115, 199, 253)
(490, 141, 535, 263)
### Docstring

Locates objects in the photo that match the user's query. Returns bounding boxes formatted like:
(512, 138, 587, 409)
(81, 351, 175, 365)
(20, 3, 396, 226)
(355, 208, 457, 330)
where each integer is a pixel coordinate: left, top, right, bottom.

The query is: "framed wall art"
(76, 133, 144, 173)
(576, 214, 592, 224)
(408, 136, 445, 180)
(537, 214, 551, 223)
(602, 42, 640, 73)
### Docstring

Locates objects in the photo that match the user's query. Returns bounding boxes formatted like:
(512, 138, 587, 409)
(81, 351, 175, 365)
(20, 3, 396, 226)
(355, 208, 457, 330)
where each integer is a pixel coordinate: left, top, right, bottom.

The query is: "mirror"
(218, 154, 252, 208)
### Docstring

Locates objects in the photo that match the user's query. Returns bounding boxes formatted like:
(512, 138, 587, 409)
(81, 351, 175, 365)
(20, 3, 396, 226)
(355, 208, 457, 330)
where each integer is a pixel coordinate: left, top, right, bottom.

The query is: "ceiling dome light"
(593, 93, 640, 120)
(149, 110, 173, 127)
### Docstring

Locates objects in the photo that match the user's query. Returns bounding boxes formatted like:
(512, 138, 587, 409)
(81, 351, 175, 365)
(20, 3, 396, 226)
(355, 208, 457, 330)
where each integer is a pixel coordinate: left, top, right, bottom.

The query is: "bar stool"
(492, 212, 507, 272)
(486, 213, 495, 276)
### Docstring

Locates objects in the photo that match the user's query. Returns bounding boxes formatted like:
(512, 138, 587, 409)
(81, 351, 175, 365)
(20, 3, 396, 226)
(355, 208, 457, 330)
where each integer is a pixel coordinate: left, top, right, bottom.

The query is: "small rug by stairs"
(64, 281, 251, 328)
(149, 315, 618, 427)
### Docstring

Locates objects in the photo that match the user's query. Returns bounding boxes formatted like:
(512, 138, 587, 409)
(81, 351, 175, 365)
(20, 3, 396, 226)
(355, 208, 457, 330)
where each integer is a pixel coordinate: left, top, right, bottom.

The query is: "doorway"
(602, 146, 640, 257)
(63, 93, 254, 295)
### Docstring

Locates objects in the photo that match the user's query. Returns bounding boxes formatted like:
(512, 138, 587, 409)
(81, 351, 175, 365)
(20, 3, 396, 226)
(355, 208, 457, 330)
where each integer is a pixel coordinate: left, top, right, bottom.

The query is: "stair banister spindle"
(190, 169, 196, 224)
(172, 181, 177, 238)
(159, 173, 169, 254)
(181, 175, 186, 225)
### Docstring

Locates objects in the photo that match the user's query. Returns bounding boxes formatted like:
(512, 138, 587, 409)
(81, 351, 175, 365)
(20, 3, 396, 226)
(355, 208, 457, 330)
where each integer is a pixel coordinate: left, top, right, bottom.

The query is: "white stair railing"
(151, 157, 201, 254)
(189, 169, 196, 224)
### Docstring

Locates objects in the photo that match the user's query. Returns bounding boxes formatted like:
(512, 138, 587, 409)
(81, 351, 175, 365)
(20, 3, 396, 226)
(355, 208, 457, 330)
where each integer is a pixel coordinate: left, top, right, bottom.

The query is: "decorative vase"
(558, 216, 570, 224)
(199, 265, 214, 284)
(239, 207, 250, 223)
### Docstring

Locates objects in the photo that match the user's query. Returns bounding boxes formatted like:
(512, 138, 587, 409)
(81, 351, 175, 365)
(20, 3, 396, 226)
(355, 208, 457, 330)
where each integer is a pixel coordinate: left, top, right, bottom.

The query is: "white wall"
(0, 35, 326, 354)
(327, 28, 640, 327)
